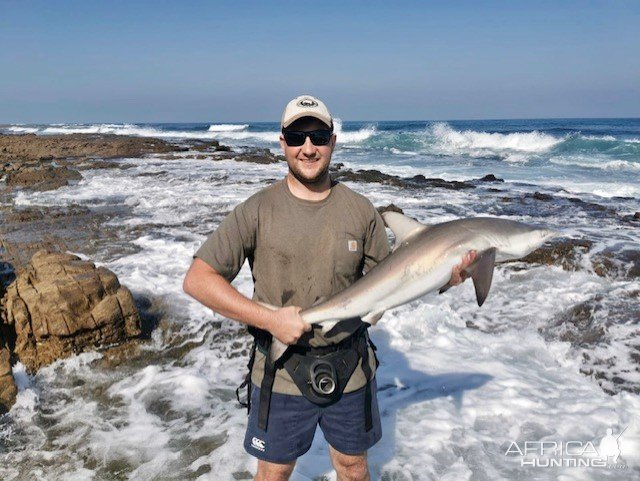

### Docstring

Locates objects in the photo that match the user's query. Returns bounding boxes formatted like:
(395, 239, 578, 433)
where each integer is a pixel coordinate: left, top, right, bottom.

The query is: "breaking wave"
(207, 124, 249, 132)
(427, 122, 563, 160)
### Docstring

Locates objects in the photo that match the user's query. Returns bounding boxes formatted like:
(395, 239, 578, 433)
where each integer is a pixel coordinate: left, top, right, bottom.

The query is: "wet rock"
(520, 239, 635, 279)
(635, 212, 640, 220)
(332, 168, 475, 191)
(477, 174, 504, 182)
(520, 238, 592, 271)
(528, 192, 554, 201)
(3, 250, 142, 373)
(0, 133, 182, 163)
(0, 340, 16, 414)
(4, 165, 82, 191)
(191, 140, 220, 151)
(408, 175, 475, 190)
(377, 204, 404, 216)
(233, 148, 283, 164)
(334, 169, 403, 186)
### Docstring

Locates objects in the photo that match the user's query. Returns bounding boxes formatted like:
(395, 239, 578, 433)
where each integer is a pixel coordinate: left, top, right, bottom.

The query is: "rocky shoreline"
(1, 131, 639, 412)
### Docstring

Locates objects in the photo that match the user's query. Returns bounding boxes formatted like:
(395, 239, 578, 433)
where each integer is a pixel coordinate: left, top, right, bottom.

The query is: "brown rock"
(634, 212, 640, 220)
(191, 140, 220, 151)
(0, 133, 182, 163)
(3, 250, 142, 373)
(5, 165, 82, 191)
(377, 204, 404, 216)
(520, 238, 592, 271)
(0, 340, 17, 414)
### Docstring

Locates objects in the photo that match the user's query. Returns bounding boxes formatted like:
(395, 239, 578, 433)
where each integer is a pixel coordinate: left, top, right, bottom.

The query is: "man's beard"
(288, 161, 330, 186)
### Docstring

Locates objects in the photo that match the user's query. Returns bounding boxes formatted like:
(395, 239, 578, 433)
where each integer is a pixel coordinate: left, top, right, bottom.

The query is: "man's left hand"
(449, 250, 477, 286)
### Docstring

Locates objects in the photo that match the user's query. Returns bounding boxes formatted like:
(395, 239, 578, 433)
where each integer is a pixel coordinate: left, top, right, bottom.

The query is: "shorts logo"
(251, 437, 266, 452)
(297, 98, 318, 108)
(348, 240, 358, 252)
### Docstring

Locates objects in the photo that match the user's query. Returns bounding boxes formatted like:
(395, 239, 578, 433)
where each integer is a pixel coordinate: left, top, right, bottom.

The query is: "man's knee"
(331, 449, 370, 481)
(254, 459, 295, 481)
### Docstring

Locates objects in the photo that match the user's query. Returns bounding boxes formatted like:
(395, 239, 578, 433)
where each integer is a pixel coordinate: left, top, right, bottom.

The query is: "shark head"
(499, 226, 559, 260)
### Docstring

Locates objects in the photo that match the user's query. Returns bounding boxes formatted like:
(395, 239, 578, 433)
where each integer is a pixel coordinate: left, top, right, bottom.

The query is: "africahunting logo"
(505, 426, 630, 469)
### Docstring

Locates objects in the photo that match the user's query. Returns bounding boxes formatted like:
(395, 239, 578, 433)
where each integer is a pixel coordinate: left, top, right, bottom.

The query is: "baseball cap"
(281, 95, 333, 130)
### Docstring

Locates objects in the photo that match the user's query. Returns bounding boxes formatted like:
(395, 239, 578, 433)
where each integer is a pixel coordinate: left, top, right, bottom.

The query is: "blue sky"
(1, 1, 638, 122)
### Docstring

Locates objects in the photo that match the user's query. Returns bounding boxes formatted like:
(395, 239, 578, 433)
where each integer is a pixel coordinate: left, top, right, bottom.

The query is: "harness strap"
(236, 340, 257, 410)
(257, 349, 277, 431)
(359, 333, 374, 432)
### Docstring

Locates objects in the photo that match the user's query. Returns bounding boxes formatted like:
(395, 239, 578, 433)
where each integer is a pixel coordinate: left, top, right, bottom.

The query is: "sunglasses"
(282, 129, 333, 147)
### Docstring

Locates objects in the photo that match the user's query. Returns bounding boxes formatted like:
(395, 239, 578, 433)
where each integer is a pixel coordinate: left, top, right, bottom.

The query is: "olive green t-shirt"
(195, 178, 390, 394)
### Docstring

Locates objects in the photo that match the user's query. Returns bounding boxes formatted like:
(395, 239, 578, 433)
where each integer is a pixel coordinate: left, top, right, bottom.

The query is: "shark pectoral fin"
(464, 247, 497, 307)
(439, 283, 452, 295)
(268, 338, 289, 364)
(362, 310, 385, 325)
(320, 320, 339, 336)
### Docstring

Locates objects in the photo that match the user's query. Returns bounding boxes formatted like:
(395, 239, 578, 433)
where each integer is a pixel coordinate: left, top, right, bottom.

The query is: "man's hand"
(449, 250, 477, 286)
(269, 306, 312, 345)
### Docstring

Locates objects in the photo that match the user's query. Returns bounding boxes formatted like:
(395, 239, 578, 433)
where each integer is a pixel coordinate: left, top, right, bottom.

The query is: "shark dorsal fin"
(381, 211, 428, 246)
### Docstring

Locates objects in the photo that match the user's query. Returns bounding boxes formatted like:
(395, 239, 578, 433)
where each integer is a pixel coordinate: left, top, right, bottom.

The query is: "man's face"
(279, 117, 336, 185)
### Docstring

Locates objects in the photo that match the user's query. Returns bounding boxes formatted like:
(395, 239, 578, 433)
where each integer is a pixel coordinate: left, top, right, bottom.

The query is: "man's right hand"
(268, 306, 312, 345)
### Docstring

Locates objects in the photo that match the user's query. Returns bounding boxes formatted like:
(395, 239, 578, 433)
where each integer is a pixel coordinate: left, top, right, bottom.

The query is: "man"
(183, 95, 475, 481)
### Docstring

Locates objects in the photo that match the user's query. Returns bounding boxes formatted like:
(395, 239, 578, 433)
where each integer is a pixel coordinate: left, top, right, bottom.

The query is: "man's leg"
(329, 446, 370, 481)
(319, 379, 381, 481)
(244, 384, 320, 476)
(254, 459, 296, 481)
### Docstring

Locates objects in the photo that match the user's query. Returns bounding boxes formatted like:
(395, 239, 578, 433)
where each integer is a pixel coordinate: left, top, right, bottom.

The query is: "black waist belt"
(237, 324, 379, 432)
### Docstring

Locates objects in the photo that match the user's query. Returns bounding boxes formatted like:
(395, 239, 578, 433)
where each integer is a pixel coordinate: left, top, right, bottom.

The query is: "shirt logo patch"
(251, 437, 266, 452)
(348, 240, 358, 252)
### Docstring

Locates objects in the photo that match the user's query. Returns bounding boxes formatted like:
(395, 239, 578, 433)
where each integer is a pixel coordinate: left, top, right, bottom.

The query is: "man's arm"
(183, 258, 310, 345)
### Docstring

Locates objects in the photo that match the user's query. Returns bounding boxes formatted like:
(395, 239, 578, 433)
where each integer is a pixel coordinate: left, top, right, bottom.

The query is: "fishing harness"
(236, 324, 379, 432)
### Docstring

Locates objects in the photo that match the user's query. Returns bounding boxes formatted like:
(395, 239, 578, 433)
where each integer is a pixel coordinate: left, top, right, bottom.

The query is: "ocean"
(1, 118, 639, 480)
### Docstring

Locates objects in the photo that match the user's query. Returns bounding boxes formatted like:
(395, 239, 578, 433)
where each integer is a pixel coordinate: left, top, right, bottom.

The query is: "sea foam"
(428, 122, 563, 159)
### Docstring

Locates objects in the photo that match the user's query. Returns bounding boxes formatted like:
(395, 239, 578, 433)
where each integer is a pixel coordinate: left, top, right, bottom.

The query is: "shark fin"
(362, 310, 385, 325)
(320, 320, 340, 336)
(464, 247, 497, 307)
(381, 212, 428, 248)
(268, 338, 289, 364)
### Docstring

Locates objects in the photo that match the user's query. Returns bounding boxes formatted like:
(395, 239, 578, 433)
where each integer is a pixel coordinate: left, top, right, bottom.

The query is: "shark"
(266, 211, 558, 361)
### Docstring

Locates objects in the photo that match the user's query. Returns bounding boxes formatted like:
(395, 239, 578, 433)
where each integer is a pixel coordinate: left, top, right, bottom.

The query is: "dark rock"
(231, 147, 283, 165)
(529, 192, 554, 201)
(215, 145, 232, 152)
(334, 169, 403, 186)
(520, 238, 592, 271)
(409, 175, 475, 190)
(477, 174, 504, 182)
(191, 141, 220, 151)
(635, 212, 640, 220)
(333, 168, 475, 191)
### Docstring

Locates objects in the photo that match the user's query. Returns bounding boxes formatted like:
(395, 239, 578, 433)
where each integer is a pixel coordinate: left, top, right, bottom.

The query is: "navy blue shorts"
(244, 378, 382, 463)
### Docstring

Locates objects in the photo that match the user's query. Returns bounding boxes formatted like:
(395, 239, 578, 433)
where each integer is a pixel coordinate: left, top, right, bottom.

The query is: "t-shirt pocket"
(334, 231, 363, 281)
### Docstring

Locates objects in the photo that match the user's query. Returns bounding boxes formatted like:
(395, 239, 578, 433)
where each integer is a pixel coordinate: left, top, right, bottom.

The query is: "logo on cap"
(297, 98, 318, 108)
